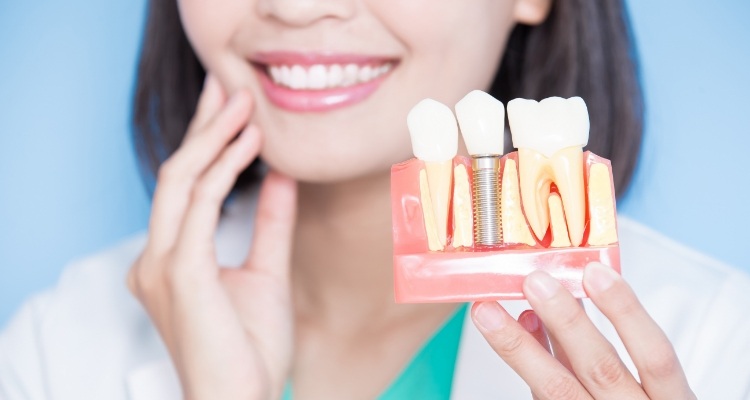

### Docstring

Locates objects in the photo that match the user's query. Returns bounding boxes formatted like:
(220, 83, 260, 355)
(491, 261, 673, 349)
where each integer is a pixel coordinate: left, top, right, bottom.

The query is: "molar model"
(392, 92, 620, 303)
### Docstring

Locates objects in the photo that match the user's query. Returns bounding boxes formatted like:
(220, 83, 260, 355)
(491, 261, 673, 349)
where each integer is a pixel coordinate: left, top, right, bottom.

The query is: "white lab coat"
(1, 189, 750, 399)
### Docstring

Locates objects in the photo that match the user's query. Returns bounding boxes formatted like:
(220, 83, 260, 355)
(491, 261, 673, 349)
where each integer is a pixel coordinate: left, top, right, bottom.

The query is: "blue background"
(1, 1, 749, 327)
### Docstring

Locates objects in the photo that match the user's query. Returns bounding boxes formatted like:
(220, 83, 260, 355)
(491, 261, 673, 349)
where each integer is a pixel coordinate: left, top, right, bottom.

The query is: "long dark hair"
(133, 0, 643, 197)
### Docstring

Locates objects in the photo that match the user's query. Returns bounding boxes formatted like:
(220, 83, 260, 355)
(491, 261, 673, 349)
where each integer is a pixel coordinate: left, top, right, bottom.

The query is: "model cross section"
(392, 91, 620, 303)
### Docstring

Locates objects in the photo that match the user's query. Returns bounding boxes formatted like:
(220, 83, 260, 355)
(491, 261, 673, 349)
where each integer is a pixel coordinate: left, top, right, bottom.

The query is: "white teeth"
(327, 64, 343, 87)
(268, 62, 393, 90)
(269, 66, 281, 84)
(407, 99, 458, 162)
(455, 90, 505, 156)
(358, 65, 373, 82)
(343, 64, 359, 86)
(290, 65, 306, 89)
(508, 97, 589, 157)
(308, 64, 327, 89)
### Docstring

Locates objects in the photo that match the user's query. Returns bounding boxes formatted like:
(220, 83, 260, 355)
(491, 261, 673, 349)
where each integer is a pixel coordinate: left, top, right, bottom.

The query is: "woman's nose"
(257, 0, 355, 27)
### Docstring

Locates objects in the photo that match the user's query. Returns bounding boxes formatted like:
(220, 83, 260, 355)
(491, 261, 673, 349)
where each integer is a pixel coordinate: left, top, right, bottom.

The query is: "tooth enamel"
(281, 65, 291, 86)
(548, 192, 572, 247)
(343, 64, 358, 86)
(407, 99, 459, 248)
(508, 97, 589, 246)
(328, 64, 344, 87)
(358, 65, 373, 82)
(290, 65, 307, 89)
(308, 64, 327, 89)
(587, 163, 618, 246)
(269, 66, 281, 84)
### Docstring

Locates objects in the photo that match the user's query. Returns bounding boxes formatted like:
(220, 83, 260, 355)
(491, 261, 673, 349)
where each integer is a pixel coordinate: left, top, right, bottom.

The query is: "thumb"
(244, 171, 298, 280)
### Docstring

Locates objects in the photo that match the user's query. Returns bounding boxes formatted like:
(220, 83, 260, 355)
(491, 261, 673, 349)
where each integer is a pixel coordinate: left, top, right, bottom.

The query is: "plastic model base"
(391, 151, 621, 303)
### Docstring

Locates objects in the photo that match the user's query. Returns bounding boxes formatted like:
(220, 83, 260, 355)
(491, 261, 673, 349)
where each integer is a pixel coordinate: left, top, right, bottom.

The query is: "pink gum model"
(391, 151, 620, 303)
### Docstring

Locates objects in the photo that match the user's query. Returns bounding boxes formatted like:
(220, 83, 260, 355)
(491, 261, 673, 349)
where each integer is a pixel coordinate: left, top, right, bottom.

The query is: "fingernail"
(474, 302, 506, 331)
(585, 262, 618, 293)
(519, 310, 540, 333)
(525, 271, 560, 301)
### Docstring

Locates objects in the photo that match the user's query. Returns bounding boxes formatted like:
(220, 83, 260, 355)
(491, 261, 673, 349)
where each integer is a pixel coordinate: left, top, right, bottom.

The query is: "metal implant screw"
(471, 156, 502, 246)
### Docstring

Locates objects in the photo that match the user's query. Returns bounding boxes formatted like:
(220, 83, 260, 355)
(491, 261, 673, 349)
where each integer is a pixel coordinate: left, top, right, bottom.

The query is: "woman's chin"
(259, 150, 401, 184)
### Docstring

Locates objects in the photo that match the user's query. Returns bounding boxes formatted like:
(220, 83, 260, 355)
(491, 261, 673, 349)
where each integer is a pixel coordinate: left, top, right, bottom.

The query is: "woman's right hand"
(127, 75, 298, 400)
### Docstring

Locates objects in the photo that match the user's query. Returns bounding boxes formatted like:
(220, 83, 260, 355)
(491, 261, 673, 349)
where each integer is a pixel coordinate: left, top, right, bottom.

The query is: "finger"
(471, 301, 593, 400)
(584, 262, 696, 400)
(147, 91, 253, 253)
(186, 74, 227, 138)
(519, 310, 551, 400)
(245, 171, 298, 281)
(546, 300, 583, 374)
(523, 271, 646, 399)
(174, 125, 262, 268)
(519, 310, 549, 351)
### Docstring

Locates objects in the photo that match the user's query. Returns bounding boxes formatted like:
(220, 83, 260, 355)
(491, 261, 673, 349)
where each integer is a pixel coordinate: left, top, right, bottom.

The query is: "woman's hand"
(127, 75, 297, 400)
(471, 262, 697, 400)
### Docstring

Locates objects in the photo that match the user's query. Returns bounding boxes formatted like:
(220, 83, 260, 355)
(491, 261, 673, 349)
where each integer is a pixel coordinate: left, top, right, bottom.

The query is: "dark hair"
(133, 0, 642, 198)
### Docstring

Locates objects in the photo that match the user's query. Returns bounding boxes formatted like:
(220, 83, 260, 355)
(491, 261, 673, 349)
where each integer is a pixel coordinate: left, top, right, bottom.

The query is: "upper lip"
(250, 51, 399, 67)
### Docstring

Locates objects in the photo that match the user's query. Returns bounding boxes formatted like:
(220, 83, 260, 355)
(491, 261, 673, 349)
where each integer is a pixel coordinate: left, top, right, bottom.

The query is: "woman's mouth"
(251, 52, 397, 112)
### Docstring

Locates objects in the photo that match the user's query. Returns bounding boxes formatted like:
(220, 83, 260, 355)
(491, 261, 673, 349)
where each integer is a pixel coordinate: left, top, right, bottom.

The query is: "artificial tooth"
(407, 99, 459, 249)
(508, 96, 589, 246)
(548, 193, 572, 247)
(452, 164, 473, 248)
(501, 159, 537, 246)
(587, 163, 618, 246)
(455, 90, 505, 246)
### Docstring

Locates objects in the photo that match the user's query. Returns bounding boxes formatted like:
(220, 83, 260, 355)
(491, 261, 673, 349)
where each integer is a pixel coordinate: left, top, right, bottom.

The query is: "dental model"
(455, 90, 505, 247)
(507, 97, 589, 247)
(406, 99, 459, 251)
(392, 92, 620, 302)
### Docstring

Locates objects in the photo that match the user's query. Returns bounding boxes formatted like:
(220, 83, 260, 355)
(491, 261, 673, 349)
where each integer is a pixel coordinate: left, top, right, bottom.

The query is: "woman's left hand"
(471, 262, 697, 400)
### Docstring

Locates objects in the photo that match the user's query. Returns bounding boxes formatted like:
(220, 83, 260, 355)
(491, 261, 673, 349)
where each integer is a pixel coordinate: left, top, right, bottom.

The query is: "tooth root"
(501, 159, 537, 246)
(419, 169, 443, 251)
(587, 163, 618, 246)
(425, 160, 453, 247)
(451, 164, 473, 248)
(518, 148, 552, 241)
(551, 146, 586, 247)
(548, 193, 572, 248)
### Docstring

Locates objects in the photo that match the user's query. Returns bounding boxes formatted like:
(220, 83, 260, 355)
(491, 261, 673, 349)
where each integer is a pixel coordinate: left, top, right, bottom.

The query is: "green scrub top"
(282, 304, 468, 400)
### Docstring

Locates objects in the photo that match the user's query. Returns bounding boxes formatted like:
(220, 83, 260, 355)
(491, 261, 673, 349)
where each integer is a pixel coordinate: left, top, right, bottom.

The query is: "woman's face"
(178, 0, 548, 182)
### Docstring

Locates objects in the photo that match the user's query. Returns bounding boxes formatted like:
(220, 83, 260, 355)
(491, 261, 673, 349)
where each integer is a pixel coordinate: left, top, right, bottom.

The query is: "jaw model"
(393, 93, 620, 303)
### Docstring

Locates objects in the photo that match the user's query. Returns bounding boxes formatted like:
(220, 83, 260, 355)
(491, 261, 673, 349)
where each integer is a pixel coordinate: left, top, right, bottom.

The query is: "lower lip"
(256, 66, 392, 112)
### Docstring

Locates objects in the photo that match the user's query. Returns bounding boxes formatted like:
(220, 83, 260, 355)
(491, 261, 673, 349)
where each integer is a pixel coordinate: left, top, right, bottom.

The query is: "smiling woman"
(1, 0, 749, 399)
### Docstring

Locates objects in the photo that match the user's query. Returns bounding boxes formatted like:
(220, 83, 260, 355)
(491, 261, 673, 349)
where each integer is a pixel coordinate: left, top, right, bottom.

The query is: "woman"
(2, 0, 749, 399)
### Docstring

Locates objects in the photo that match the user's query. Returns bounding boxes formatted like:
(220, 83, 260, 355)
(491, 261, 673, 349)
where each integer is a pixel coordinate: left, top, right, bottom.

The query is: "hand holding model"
(126, 75, 296, 400)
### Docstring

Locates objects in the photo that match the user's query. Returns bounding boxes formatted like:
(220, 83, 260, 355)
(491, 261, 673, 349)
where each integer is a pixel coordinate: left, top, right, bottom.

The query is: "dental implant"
(455, 91, 505, 246)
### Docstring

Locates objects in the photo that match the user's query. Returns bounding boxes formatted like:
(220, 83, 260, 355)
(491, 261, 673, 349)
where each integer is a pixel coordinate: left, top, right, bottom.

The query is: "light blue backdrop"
(1, 1, 749, 326)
